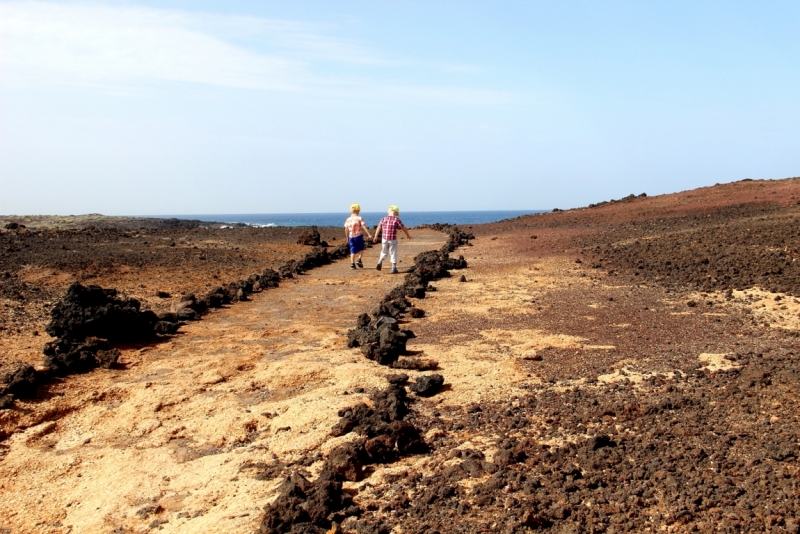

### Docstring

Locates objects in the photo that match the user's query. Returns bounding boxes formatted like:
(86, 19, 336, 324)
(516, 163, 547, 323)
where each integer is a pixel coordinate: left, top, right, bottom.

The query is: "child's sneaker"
(391, 267, 399, 274)
(356, 259, 364, 268)
(350, 264, 356, 270)
(376, 261, 382, 271)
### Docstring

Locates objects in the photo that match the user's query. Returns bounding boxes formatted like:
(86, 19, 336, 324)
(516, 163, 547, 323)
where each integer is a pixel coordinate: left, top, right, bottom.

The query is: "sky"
(1, 1, 799, 216)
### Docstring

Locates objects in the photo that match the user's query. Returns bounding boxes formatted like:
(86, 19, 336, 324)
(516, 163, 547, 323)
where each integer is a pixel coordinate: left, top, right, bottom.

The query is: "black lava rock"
(46, 282, 158, 343)
(0, 361, 39, 398)
(410, 374, 444, 397)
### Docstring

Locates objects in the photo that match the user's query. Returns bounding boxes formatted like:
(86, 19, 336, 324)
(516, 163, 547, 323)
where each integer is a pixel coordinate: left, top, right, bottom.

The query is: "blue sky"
(1, 1, 798, 215)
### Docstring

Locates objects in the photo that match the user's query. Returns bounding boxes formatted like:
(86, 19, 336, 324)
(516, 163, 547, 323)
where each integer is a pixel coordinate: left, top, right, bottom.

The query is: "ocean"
(160, 210, 544, 228)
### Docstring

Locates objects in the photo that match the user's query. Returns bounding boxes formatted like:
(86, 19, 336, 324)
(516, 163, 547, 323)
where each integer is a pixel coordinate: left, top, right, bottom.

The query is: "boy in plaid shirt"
(344, 203, 372, 270)
(373, 205, 411, 274)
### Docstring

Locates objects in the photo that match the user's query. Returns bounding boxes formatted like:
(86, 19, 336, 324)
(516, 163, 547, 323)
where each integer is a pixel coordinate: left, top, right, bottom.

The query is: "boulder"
(0, 395, 13, 410)
(390, 358, 439, 371)
(256, 469, 354, 534)
(46, 282, 158, 343)
(356, 313, 371, 328)
(157, 312, 178, 323)
(154, 321, 180, 335)
(410, 374, 444, 397)
(364, 434, 397, 463)
(0, 361, 38, 398)
(385, 373, 409, 385)
(327, 442, 365, 482)
(43, 337, 120, 375)
(296, 226, 322, 246)
(259, 269, 281, 288)
(176, 308, 199, 321)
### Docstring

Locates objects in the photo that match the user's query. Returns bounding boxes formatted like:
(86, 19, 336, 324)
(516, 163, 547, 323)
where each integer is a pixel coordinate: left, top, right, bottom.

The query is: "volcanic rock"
(204, 287, 227, 308)
(46, 282, 158, 343)
(375, 316, 397, 329)
(389, 420, 428, 454)
(327, 442, 365, 482)
(0, 361, 38, 398)
(176, 308, 199, 321)
(278, 262, 299, 278)
(332, 385, 409, 438)
(346, 326, 377, 349)
(390, 358, 439, 371)
(410, 374, 444, 397)
(443, 255, 468, 270)
(356, 313, 371, 327)
(0, 394, 13, 410)
(157, 312, 178, 323)
(43, 336, 120, 375)
(296, 226, 322, 247)
(385, 373, 409, 385)
(259, 269, 281, 288)
(256, 470, 354, 534)
(364, 434, 397, 463)
(154, 321, 180, 335)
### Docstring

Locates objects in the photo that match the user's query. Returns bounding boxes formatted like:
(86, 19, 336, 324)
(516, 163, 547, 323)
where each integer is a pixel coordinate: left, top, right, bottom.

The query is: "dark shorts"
(349, 235, 365, 254)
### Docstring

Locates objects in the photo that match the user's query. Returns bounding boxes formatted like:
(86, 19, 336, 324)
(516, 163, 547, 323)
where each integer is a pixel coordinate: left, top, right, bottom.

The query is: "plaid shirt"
(378, 215, 404, 241)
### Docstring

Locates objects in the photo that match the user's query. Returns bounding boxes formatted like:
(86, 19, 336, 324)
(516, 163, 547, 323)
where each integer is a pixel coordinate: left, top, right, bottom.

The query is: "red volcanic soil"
(331, 178, 800, 533)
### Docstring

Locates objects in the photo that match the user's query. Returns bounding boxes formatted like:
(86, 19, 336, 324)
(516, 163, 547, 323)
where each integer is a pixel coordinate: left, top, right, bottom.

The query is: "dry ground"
(0, 231, 443, 533)
(2, 178, 800, 533)
(1, 225, 343, 367)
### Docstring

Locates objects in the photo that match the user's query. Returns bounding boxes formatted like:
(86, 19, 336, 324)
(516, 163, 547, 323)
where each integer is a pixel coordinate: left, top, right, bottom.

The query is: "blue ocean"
(160, 210, 543, 228)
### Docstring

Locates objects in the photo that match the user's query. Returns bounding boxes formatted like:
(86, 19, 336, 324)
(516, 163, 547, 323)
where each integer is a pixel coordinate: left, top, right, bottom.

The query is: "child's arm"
(360, 219, 372, 239)
(398, 220, 411, 240)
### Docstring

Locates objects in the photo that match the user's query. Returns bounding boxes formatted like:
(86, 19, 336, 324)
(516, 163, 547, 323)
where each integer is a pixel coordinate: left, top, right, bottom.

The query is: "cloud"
(0, 1, 517, 106)
(0, 2, 311, 90)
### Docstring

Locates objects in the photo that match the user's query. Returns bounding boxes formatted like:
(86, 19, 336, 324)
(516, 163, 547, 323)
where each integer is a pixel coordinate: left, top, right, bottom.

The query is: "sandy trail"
(0, 231, 444, 534)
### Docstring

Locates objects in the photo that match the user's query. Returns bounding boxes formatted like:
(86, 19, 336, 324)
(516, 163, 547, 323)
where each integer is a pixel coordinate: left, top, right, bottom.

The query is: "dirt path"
(0, 231, 444, 534)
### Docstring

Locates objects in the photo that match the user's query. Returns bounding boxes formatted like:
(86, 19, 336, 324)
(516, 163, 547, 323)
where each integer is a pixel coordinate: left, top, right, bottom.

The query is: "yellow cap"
(388, 205, 399, 215)
(350, 203, 361, 212)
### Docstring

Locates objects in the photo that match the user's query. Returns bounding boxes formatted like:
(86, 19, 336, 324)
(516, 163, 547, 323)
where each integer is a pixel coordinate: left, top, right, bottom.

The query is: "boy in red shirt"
(373, 205, 411, 274)
(344, 204, 372, 270)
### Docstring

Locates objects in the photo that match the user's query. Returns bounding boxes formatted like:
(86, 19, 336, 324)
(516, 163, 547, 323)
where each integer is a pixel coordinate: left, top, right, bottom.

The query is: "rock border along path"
(257, 225, 471, 533)
(0, 231, 446, 534)
(1, 241, 350, 412)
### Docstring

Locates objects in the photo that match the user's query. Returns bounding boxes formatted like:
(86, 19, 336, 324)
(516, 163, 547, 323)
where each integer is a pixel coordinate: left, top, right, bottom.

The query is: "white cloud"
(0, 1, 517, 106)
(0, 2, 311, 90)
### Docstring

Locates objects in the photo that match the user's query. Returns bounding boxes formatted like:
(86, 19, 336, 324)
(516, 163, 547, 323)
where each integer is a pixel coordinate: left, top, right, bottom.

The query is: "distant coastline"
(0, 210, 544, 231)
(149, 210, 545, 228)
